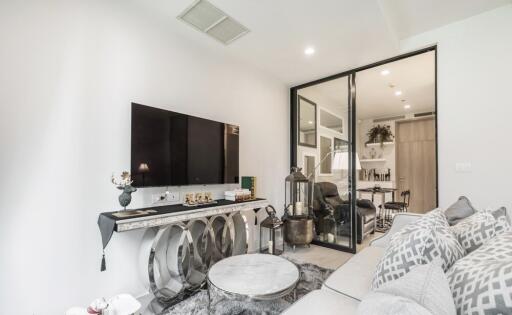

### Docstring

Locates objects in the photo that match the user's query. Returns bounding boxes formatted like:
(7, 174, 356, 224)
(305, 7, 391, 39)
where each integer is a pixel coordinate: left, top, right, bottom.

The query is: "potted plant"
(366, 124, 394, 146)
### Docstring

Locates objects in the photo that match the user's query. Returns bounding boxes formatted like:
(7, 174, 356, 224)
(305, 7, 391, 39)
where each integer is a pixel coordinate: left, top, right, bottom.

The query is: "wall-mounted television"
(131, 103, 239, 187)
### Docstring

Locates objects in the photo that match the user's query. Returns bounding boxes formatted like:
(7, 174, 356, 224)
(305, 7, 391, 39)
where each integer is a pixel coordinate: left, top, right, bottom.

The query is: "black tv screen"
(131, 103, 239, 187)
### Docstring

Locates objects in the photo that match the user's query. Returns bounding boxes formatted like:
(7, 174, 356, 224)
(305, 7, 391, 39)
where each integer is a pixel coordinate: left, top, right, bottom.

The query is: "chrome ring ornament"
(208, 214, 234, 264)
(148, 223, 194, 302)
(185, 218, 213, 290)
(228, 212, 248, 255)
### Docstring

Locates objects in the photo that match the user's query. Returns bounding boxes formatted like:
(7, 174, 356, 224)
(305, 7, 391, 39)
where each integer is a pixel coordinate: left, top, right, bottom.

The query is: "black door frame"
(290, 46, 438, 253)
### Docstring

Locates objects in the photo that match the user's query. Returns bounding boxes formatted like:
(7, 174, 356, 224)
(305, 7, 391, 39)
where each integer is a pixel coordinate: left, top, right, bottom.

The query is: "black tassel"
(101, 252, 106, 272)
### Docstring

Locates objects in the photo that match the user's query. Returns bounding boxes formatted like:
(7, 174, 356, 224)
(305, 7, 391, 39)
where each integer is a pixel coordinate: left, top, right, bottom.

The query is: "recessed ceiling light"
(304, 47, 315, 56)
(395, 90, 403, 96)
(381, 69, 390, 76)
(404, 104, 411, 109)
(308, 120, 313, 124)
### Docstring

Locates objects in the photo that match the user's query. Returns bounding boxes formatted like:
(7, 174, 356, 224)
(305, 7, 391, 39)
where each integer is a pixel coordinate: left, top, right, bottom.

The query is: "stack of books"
(241, 176, 256, 199)
(224, 189, 252, 201)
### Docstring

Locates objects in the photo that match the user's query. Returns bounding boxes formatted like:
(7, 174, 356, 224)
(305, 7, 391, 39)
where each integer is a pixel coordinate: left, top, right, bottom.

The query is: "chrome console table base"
(138, 200, 268, 312)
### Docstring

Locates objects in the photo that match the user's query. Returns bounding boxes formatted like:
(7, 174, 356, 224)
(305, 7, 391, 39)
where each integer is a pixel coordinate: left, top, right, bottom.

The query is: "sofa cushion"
(447, 231, 512, 314)
(361, 263, 455, 315)
(487, 207, 511, 234)
(372, 210, 465, 289)
(357, 292, 433, 315)
(444, 196, 476, 226)
(323, 246, 385, 300)
(450, 210, 510, 254)
(390, 209, 448, 245)
(282, 289, 358, 315)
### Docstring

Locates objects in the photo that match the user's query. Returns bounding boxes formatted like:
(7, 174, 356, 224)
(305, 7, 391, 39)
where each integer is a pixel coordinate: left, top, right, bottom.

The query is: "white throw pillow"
(361, 263, 456, 315)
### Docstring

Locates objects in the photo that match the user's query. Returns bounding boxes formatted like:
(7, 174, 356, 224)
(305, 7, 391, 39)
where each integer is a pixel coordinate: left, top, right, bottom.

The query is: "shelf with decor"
(365, 141, 394, 147)
(359, 158, 386, 163)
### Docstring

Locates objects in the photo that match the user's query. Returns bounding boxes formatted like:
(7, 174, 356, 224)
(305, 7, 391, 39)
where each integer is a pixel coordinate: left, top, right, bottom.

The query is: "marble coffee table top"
(208, 254, 299, 298)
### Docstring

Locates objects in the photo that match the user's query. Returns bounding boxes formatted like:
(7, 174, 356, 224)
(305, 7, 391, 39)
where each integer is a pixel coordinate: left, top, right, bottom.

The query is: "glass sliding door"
(291, 74, 357, 252)
(290, 46, 437, 253)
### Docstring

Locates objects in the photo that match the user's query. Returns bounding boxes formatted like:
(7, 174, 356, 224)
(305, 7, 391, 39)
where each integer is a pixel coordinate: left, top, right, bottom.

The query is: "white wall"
(400, 5, 512, 211)
(0, 1, 288, 314)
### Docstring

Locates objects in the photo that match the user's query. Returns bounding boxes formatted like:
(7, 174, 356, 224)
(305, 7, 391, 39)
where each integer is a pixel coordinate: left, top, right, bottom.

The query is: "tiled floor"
(283, 232, 383, 270)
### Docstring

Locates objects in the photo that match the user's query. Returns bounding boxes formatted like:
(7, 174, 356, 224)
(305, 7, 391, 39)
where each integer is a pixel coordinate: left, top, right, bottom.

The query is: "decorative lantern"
(283, 167, 314, 250)
(284, 167, 311, 217)
(259, 206, 284, 255)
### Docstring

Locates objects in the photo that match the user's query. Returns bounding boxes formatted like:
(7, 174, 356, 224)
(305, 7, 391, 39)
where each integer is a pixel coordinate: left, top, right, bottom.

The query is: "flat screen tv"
(131, 103, 239, 187)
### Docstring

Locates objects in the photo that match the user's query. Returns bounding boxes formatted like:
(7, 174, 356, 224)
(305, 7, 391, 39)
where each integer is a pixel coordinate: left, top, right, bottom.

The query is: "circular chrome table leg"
(147, 223, 194, 303)
(185, 218, 213, 291)
(208, 214, 234, 264)
(228, 212, 249, 256)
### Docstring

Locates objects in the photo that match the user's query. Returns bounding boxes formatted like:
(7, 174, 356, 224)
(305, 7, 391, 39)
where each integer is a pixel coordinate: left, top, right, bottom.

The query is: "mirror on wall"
(298, 96, 317, 147)
(320, 109, 343, 134)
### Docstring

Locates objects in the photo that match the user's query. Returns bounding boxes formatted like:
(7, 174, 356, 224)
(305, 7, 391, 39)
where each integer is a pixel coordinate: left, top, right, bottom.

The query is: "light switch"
(455, 162, 472, 173)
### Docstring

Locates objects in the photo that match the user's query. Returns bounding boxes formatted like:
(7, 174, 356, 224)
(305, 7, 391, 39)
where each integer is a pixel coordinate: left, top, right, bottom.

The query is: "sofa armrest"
(369, 213, 422, 248)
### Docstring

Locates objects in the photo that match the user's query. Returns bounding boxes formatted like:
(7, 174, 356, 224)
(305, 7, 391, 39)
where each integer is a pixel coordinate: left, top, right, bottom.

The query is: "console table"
(97, 198, 268, 312)
(99, 198, 268, 233)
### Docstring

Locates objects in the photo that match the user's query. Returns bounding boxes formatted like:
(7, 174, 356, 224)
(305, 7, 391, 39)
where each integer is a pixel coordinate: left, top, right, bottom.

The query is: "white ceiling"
(132, 0, 511, 85)
(297, 51, 435, 120)
(379, 0, 512, 39)
(357, 51, 435, 119)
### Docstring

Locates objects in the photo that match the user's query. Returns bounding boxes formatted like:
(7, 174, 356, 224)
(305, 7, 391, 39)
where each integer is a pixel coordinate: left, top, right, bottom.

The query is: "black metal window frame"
(290, 46, 438, 253)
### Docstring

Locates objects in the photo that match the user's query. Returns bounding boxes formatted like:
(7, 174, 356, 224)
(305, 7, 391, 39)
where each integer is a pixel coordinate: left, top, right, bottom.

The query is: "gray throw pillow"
(444, 196, 476, 225)
(450, 211, 497, 254)
(450, 208, 511, 253)
(361, 263, 456, 315)
(372, 213, 465, 289)
(447, 231, 512, 315)
(390, 209, 448, 245)
(487, 207, 511, 234)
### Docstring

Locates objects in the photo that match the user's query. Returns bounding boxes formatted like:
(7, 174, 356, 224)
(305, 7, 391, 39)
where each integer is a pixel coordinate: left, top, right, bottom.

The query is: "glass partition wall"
(291, 46, 437, 253)
(291, 75, 357, 252)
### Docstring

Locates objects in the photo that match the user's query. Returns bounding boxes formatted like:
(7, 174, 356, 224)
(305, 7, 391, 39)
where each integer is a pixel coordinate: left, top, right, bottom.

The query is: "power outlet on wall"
(151, 191, 180, 204)
(455, 162, 472, 173)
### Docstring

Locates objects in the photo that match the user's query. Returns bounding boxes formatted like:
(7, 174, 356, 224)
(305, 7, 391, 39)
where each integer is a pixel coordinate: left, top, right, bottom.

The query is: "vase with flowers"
(111, 171, 137, 210)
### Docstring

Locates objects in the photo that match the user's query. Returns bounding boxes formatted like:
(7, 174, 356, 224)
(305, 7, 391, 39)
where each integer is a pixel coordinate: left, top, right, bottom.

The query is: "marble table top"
(208, 254, 299, 298)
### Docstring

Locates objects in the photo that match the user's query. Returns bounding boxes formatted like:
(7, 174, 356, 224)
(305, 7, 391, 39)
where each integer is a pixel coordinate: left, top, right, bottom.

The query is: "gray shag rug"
(163, 259, 332, 315)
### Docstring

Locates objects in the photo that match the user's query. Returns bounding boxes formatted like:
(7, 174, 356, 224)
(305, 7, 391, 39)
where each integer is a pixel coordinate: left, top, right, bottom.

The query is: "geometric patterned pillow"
(372, 222, 465, 289)
(450, 208, 511, 254)
(486, 207, 511, 235)
(390, 209, 449, 246)
(446, 231, 512, 315)
(449, 211, 499, 254)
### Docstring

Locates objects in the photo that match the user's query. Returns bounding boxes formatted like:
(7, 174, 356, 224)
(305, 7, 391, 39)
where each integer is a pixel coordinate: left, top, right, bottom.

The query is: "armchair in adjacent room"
(313, 182, 377, 244)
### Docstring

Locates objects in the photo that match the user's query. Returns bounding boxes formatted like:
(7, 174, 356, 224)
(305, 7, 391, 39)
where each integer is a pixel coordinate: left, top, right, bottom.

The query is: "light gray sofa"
(283, 213, 422, 315)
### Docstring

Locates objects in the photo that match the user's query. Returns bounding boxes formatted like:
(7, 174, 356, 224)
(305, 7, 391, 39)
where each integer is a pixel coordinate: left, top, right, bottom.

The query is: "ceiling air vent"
(178, 0, 250, 45)
(414, 111, 436, 118)
(373, 115, 406, 123)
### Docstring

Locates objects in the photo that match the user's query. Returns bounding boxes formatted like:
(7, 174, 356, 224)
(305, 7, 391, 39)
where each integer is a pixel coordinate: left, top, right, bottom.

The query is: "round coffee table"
(207, 254, 300, 312)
